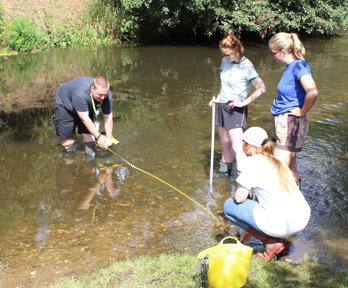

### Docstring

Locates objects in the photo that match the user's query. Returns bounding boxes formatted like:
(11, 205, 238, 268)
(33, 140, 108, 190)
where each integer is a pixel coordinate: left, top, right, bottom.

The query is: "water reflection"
(35, 156, 129, 248)
(0, 37, 347, 286)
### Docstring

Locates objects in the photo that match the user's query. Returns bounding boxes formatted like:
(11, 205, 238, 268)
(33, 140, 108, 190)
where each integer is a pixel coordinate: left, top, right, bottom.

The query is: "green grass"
(49, 253, 347, 288)
(50, 254, 198, 288)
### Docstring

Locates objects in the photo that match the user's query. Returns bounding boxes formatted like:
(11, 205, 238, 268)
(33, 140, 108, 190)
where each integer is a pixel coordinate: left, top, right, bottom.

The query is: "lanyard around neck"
(90, 91, 103, 118)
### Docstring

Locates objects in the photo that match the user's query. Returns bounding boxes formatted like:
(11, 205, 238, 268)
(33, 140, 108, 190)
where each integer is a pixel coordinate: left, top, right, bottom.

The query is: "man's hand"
(104, 136, 113, 147)
(96, 135, 112, 150)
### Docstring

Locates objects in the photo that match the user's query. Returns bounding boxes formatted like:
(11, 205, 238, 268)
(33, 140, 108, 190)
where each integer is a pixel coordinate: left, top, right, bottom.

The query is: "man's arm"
(76, 110, 110, 150)
(103, 113, 113, 147)
(76, 110, 100, 139)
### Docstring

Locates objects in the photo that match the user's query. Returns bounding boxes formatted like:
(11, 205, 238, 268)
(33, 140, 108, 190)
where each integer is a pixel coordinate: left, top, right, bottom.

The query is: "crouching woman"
(224, 127, 311, 260)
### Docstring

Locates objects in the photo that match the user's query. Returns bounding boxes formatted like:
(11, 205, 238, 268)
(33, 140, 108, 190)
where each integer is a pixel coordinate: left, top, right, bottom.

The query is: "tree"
(118, 0, 347, 40)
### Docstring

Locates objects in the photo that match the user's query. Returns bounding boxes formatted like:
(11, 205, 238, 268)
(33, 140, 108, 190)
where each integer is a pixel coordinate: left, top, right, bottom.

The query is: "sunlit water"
(0, 37, 347, 286)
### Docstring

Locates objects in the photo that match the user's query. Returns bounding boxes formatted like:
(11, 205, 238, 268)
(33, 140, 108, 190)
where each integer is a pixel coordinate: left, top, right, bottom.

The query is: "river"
(0, 37, 347, 286)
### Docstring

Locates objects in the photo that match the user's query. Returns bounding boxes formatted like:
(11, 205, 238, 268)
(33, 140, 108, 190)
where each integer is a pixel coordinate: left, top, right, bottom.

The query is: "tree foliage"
(118, 0, 347, 39)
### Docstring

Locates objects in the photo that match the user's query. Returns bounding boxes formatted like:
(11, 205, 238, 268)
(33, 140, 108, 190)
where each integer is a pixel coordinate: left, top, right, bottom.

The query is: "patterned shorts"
(271, 113, 308, 152)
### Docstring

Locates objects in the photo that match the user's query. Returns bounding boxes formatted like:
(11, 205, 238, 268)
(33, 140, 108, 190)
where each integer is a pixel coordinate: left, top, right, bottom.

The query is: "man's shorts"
(271, 113, 308, 152)
(216, 102, 248, 130)
(54, 104, 89, 140)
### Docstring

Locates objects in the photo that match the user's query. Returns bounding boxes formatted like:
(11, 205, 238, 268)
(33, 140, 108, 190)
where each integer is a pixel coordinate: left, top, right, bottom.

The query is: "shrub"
(45, 0, 137, 48)
(6, 16, 44, 52)
(83, 0, 138, 41)
(46, 19, 99, 48)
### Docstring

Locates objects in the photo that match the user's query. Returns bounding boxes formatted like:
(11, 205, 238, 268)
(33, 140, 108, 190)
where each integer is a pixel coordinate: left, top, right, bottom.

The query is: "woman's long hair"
(219, 31, 244, 62)
(269, 32, 306, 60)
(246, 141, 300, 195)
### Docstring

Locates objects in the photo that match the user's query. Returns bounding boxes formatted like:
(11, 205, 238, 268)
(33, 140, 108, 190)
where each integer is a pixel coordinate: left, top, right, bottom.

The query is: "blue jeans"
(224, 198, 263, 233)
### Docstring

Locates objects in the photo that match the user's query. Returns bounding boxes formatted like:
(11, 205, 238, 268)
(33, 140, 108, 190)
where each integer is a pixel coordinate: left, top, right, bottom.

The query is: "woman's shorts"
(216, 102, 248, 130)
(54, 104, 90, 140)
(271, 113, 308, 152)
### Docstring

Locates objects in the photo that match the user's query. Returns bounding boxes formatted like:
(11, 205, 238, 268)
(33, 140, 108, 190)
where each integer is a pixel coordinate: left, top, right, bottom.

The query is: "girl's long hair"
(247, 141, 300, 195)
(219, 31, 244, 62)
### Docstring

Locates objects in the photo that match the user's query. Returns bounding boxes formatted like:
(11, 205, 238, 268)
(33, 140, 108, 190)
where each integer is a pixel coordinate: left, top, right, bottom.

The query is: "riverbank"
(0, 0, 346, 56)
(0, 0, 126, 55)
(49, 253, 347, 288)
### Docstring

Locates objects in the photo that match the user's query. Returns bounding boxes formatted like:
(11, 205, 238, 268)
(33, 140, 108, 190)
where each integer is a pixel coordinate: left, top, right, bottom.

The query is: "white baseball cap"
(242, 127, 268, 148)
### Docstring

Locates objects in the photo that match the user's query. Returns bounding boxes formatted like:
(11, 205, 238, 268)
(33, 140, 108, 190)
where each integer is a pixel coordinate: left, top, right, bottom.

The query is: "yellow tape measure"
(112, 137, 119, 145)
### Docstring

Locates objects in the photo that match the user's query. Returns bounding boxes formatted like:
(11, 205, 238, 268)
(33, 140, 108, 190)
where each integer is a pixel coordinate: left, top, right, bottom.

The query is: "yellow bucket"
(197, 236, 252, 288)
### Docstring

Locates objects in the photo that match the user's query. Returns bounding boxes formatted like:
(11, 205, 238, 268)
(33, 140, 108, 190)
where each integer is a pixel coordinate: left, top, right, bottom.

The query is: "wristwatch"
(95, 134, 101, 141)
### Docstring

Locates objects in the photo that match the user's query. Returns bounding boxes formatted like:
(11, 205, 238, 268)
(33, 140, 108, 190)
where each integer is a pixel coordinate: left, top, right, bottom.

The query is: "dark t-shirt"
(55, 77, 113, 116)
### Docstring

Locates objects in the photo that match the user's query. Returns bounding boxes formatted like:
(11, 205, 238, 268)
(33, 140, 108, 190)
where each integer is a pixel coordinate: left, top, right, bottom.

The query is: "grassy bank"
(49, 253, 347, 288)
(0, 0, 134, 56)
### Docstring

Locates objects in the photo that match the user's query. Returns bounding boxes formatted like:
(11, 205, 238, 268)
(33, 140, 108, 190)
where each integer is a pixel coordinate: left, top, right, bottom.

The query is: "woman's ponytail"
(269, 32, 306, 60)
(291, 33, 306, 60)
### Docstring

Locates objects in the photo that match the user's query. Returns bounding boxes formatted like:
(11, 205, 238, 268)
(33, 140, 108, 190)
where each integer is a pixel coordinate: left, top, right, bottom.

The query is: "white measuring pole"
(209, 97, 216, 187)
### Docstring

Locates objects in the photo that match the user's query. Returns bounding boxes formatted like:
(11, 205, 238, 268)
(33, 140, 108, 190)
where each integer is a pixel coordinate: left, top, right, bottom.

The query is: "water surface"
(0, 37, 347, 286)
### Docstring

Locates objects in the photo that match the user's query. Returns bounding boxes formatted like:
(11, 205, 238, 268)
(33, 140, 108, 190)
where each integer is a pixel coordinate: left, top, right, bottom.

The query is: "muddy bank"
(0, 75, 64, 112)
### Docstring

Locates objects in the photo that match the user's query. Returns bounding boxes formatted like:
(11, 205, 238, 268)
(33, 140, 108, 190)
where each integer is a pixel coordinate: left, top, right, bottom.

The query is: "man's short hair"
(92, 76, 110, 90)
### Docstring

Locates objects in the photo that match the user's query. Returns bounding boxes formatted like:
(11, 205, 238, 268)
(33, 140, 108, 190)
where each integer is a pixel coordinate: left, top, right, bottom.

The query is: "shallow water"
(0, 37, 347, 286)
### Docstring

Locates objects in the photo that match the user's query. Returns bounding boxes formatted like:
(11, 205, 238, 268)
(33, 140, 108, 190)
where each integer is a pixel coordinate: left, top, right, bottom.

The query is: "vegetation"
(49, 253, 348, 288)
(0, 0, 346, 54)
(0, 0, 134, 54)
(6, 16, 45, 52)
(0, 3, 4, 41)
(124, 0, 347, 39)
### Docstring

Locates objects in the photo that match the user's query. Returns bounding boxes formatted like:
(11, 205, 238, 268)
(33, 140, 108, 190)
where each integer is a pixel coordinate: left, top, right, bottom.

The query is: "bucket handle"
(218, 236, 242, 246)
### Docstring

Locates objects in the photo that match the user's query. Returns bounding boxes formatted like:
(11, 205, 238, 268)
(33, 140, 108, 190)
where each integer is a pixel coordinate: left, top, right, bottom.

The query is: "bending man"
(54, 76, 113, 157)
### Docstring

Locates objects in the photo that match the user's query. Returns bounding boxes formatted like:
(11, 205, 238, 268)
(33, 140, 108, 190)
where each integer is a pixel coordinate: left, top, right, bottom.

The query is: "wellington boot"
(84, 142, 96, 158)
(216, 161, 233, 178)
(63, 143, 76, 154)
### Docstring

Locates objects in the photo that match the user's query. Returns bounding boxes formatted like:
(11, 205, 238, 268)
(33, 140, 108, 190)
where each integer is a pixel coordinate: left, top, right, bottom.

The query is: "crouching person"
(224, 127, 311, 260)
